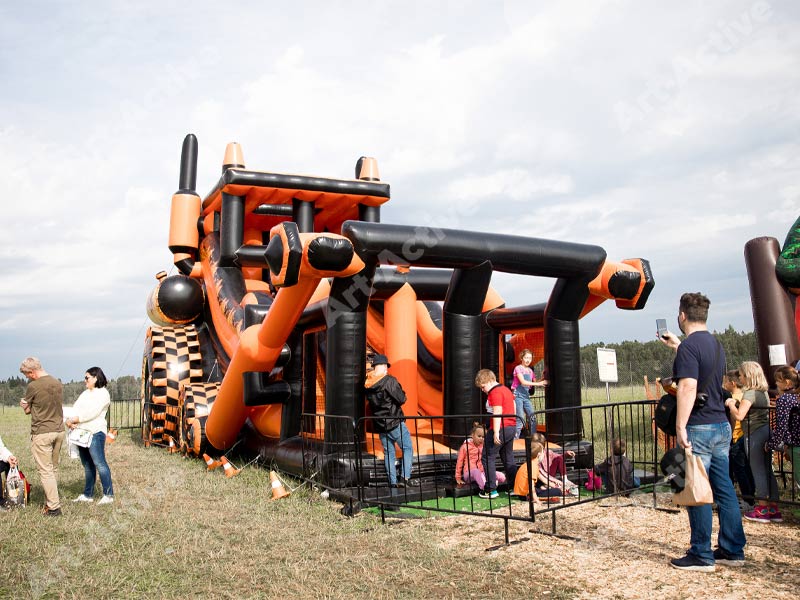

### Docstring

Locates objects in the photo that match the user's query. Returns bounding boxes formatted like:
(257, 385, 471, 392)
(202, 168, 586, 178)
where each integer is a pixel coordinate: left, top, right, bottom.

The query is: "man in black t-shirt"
(660, 293, 746, 571)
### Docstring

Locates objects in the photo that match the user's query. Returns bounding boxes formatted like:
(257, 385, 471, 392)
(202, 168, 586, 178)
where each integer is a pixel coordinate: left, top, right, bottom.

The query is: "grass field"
(0, 407, 572, 599)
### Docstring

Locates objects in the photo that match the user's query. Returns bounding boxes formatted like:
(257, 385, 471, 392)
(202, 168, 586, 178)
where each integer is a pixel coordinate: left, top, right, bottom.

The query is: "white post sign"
(597, 348, 618, 383)
(768, 344, 787, 366)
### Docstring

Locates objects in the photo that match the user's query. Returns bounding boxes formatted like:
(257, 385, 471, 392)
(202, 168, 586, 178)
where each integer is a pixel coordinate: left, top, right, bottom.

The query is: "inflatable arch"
(142, 133, 655, 481)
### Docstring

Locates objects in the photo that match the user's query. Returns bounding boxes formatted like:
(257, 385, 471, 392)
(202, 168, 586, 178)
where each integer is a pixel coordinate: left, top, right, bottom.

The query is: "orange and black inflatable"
(141, 133, 655, 485)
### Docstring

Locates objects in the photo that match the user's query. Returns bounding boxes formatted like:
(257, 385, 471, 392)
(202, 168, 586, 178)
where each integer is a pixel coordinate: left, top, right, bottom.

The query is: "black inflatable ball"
(147, 272, 204, 325)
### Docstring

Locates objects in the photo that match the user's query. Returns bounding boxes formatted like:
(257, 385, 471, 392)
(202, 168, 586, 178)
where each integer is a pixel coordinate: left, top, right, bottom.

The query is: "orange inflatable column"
(384, 282, 419, 422)
(205, 278, 320, 449)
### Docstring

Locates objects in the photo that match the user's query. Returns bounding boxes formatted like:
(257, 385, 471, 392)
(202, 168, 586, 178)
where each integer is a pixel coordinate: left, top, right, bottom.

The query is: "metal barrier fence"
(301, 400, 799, 543)
(109, 397, 142, 430)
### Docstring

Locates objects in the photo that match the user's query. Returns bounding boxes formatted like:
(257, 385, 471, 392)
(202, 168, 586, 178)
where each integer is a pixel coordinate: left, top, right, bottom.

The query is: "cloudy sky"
(1, 0, 799, 382)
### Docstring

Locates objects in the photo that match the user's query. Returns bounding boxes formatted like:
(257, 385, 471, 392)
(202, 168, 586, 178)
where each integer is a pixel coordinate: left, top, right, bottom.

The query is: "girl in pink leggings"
(455, 423, 507, 491)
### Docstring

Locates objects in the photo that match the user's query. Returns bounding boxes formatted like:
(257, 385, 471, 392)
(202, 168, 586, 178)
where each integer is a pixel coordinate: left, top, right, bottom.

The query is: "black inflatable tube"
(242, 374, 291, 407)
(481, 320, 500, 386)
(341, 221, 606, 278)
(358, 204, 380, 223)
(297, 299, 328, 331)
(443, 313, 483, 446)
(178, 134, 198, 193)
(252, 204, 294, 217)
(325, 267, 375, 448)
(293, 199, 315, 233)
(302, 334, 318, 415)
(486, 303, 546, 330)
(444, 262, 493, 316)
(220, 192, 245, 268)
(280, 332, 304, 439)
(234, 244, 269, 267)
(442, 263, 493, 445)
(202, 169, 390, 211)
(371, 268, 453, 301)
(544, 316, 583, 441)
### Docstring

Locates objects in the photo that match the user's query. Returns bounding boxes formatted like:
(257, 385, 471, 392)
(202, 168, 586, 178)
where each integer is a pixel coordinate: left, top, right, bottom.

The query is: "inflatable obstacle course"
(141, 134, 654, 486)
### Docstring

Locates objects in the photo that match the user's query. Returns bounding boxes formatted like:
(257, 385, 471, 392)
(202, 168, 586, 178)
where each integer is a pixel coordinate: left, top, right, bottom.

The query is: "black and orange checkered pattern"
(142, 325, 204, 447)
(182, 382, 219, 457)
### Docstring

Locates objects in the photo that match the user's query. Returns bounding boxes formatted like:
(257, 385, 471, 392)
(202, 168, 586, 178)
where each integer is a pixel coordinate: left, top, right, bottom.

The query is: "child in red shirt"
(474, 369, 518, 499)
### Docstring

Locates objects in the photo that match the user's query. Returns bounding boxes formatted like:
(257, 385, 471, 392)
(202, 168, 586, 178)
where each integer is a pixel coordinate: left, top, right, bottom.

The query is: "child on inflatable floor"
(530, 432, 580, 496)
(512, 441, 563, 504)
(511, 349, 548, 439)
(454, 422, 506, 492)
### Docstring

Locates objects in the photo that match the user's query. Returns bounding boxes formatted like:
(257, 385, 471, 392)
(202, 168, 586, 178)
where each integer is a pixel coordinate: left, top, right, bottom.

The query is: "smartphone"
(656, 318, 668, 338)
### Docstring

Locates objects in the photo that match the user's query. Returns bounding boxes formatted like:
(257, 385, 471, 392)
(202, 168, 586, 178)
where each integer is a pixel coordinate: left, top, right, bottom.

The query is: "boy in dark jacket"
(365, 354, 417, 488)
(594, 438, 639, 495)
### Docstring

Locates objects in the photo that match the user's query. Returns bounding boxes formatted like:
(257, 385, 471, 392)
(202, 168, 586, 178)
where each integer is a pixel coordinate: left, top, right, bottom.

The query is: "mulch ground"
(418, 490, 800, 599)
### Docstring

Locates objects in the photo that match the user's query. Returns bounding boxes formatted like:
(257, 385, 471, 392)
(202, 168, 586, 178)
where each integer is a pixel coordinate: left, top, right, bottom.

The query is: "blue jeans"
(513, 388, 536, 439)
(747, 425, 779, 502)
(379, 423, 413, 486)
(685, 423, 746, 564)
(78, 431, 114, 497)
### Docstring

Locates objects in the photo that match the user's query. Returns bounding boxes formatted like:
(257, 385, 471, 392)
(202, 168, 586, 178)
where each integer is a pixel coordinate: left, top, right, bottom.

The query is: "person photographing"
(659, 293, 746, 571)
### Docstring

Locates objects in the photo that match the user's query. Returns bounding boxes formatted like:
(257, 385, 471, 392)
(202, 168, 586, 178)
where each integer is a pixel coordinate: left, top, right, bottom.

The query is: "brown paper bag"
(673, 447, 713, 506)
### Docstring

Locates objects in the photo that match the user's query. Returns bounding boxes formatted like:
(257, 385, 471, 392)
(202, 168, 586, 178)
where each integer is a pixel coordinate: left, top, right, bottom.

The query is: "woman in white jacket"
(65, 366, 114, 504)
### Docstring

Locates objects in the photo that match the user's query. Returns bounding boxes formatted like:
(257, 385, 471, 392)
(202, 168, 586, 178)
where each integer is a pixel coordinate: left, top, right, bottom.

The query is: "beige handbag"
(673, 447, 713, 506)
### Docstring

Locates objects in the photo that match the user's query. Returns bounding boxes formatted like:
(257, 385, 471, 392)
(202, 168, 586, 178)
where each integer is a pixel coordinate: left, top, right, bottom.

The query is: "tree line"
(0, 327, 759, 405)
(0, 375, 141, 406)
(578, 325, 759, 387)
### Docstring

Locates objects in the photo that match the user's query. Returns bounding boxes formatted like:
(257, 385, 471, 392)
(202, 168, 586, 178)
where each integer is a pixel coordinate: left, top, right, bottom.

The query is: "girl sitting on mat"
(513, 442, 562, 504)
(454, 422, 506, 492)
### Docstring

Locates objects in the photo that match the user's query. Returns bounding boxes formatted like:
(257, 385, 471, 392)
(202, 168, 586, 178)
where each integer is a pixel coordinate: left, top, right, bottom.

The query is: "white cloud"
(2, 0, 800, 379)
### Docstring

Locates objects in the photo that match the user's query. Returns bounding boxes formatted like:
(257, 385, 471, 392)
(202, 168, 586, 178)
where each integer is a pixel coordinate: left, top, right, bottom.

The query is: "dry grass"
(428, 491, 800, 600)
(0, 408, 569, 599)
(2, 406, 797, 599)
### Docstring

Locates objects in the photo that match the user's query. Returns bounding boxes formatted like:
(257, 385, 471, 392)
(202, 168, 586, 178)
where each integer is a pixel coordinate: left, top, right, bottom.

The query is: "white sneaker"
(97, 495, 114, 505)
(73, 494, 94, 503)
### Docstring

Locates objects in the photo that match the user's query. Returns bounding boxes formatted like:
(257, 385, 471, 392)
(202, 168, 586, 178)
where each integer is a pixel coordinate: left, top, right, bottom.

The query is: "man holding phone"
(659, 293, 745, 571)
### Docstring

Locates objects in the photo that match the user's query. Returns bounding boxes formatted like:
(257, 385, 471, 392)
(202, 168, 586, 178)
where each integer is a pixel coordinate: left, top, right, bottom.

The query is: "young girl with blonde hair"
(726, 361, 780, 522)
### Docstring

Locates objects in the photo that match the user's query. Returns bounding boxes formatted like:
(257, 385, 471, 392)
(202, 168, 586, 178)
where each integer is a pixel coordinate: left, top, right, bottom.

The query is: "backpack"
(654, 394, 678, 437)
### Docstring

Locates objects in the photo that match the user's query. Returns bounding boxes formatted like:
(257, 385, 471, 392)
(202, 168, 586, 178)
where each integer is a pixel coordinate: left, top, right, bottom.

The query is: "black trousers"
(481, 425, 518, 492)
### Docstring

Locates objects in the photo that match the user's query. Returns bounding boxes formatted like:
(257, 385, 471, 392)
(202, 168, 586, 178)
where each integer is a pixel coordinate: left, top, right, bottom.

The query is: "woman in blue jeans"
(65, 366, 115, 505)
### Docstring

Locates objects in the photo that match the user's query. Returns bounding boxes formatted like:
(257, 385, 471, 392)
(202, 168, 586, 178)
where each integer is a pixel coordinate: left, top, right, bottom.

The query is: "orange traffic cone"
(202, 453, 222, 471)
(106, 428, 118, 444)
(270, 470, 290, 500)
(167, 436, 180, 454)
(220, 456, 241, 479)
